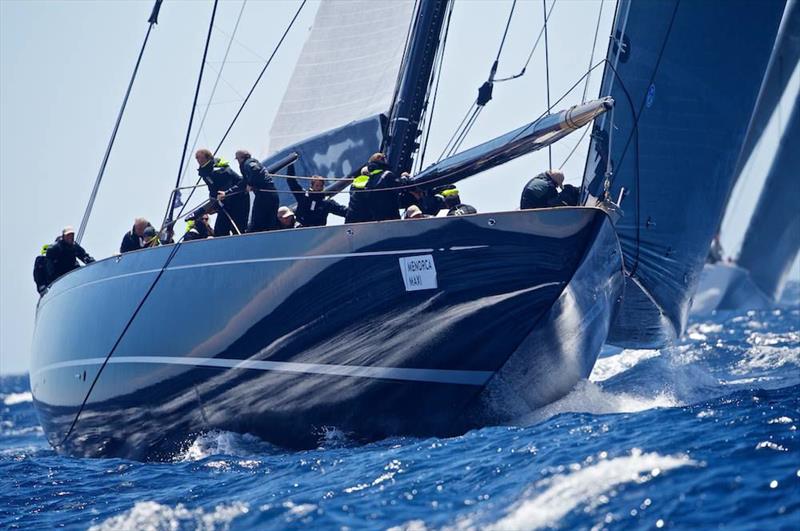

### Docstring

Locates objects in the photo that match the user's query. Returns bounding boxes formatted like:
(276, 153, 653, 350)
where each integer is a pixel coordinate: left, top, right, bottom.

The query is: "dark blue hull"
(30, 208, 623, 459)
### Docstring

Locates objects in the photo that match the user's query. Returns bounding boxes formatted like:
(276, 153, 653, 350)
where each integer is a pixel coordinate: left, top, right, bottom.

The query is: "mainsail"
(734, 100, 800, 303)
(583, 0, 786, 348)
(265, 0, 415, 180)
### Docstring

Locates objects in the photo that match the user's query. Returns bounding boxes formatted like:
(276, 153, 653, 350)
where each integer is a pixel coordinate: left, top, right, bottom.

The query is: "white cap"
(277, 206, 295, 219)
(62, 225, 76, 235)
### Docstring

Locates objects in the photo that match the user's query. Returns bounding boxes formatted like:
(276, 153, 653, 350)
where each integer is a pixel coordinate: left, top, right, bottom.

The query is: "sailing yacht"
(30, 0, 785, 459)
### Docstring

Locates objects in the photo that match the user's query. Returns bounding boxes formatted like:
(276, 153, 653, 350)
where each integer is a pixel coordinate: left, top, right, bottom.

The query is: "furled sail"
(409, 98, 612, 189)
(265, 0, 415, 182)
(733, 100, 800, 303)
(583, 0, 786, 348)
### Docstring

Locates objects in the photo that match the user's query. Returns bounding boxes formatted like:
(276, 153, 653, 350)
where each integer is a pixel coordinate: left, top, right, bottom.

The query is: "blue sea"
(2, 292, 799, 530)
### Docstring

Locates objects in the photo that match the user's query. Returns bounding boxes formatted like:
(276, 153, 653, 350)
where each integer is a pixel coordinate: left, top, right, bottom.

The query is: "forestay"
(583, 0, 786, 348)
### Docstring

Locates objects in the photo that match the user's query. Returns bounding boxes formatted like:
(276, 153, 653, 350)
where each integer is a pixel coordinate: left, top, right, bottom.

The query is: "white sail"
(268, 0, 415, 153)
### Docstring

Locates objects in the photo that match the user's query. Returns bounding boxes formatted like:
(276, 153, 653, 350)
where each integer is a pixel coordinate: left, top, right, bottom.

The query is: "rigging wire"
(76, 0, 163, 244)
(559, 0, 607, 169)
(542, 0, 552, 169)
(582, 0, 605, 103)
(494, 0, 556, 82)
(416, 0, 455, 173)
(163, 0, 220, 229)
(169, 0, 308, 227)
(176, 0, 248, 190)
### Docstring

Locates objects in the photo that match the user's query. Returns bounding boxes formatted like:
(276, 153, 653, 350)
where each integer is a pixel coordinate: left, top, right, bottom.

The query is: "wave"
(88, 501, 249, 531)
(488, 449, 696, 530)
(3, 391, 32, 406)
(519, 380, 680, 426)
(177, 430, 274, 463)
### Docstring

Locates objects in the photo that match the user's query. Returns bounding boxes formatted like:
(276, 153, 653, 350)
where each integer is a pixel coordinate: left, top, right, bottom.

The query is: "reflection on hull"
(30, 208, 622, 459)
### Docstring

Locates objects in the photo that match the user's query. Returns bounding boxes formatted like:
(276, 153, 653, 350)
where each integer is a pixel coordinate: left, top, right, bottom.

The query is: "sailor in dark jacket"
(235, 149, 279, 233)
(184, 214, 214, 241)
(45, 226, 95, 283)
(345, 166, 374, 224)
(365, 153, 406, 221)
(399, 182, 445, 216)
(442, 188, 477, 216)
(120, 217, 153, 254)
(520, 169, 564, 209)
(287, 175, 347, 227)
(195, 148, 250, 236)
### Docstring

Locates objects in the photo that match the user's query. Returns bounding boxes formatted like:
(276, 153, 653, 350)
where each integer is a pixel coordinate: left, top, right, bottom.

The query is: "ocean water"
(2, 298, 799, 529)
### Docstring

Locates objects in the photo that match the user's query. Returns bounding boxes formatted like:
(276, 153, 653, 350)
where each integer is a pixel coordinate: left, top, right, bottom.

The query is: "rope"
(559, 0, 607, 169)
(177, 0, 248, 189)
(582, 0, 605, 103)
(494, 0, 518, 67)
(494, 0, 556, 83)
(172, 0, 308, 224)
(76, 0, 162, 244)
(542, 0, 552, 169)
(164, 0, 220, 229)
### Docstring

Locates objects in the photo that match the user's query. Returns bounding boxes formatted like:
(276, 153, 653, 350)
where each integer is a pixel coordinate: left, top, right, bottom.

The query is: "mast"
(384, 0, 452, 174)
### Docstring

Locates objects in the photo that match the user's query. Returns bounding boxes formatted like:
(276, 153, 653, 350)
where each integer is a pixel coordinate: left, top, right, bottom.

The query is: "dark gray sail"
(733, 100, 800, 303)
(583, 0, 786, 348)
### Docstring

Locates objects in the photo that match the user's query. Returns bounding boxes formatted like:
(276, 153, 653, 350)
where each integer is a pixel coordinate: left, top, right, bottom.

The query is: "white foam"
(178, 430, 268, 462)
(490, 450, 695, 531)
(590, 349, 661, 382)
(88, 501, 248, 531)
(521, 380, 679, 426)
(3, 392, 32, 406)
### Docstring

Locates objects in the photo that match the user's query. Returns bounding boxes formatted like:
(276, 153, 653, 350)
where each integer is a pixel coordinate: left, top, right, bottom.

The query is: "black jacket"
(365, 161, 404, 221)
(287, 177, 347, 227)
(520, 172, 560, 209)
(184, 219, 214, 241)
(399, 190, 445, 216)
(238, 157, 275, 193)
(198, 158, 246, 197)
(120, 224, 153, 254)
(45, 237, 94, 282)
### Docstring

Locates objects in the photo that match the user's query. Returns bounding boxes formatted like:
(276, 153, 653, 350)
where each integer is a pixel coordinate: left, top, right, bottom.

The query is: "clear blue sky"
(0, 0, 793, 375)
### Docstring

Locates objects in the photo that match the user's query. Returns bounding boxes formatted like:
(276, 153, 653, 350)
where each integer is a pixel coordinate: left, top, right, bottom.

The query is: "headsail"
(583, 0, 786, 348)
(734, 99, 800, 303)
(265, 0, 415, 181)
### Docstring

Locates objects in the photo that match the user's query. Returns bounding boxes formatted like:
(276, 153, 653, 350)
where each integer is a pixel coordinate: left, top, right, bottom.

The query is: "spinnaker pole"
(76, 0, 163, 244)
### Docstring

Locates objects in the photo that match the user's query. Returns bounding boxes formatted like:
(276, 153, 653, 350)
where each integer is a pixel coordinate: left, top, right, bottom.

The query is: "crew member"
(45, 226, 95, 283)
(558, 184, 580, 206)
(520, 169, 564, 209)
(345, 166, 373, 224)
(184, 214, 214, 241)
(287, 174, 347, 227)
(277, 206, 300, 229)
(399, 180, 445, 216)
(195, 148, 250, 236)
(235, 149, 279, 233)
(120, 217, 154, 253)
(442, 188, 477, 216)
(33, 244, 52, 295)
(404, 205, 426, 219)
(365, 153, 406, 221)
